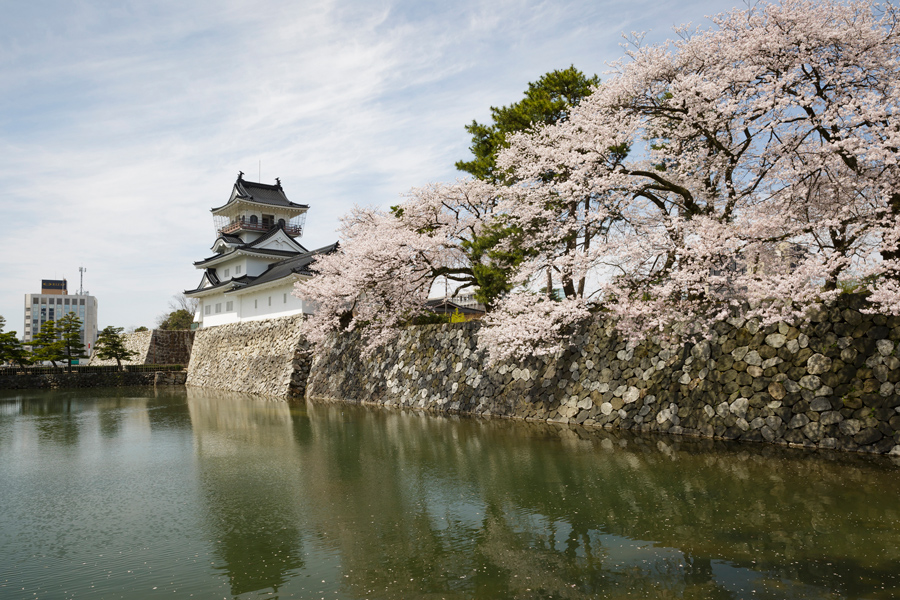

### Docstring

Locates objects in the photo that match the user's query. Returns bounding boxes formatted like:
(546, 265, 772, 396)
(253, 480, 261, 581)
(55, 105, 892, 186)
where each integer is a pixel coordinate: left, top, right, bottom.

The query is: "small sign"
(42, 279, 67, 292)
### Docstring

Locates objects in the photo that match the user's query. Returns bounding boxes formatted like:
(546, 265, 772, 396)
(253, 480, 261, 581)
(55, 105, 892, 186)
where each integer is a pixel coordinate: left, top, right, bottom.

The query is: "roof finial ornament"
(237, 171, 244, 181)
(275, 177, 281, 187)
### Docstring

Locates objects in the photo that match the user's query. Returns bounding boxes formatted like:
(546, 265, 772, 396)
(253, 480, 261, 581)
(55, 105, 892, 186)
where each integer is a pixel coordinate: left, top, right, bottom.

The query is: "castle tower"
(184, 173, 336, 328)
(211, 172, 308, 244)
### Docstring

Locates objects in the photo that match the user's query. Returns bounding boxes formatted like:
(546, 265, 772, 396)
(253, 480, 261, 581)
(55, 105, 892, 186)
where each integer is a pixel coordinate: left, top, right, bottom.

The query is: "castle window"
(250, 215, 258, 225)
(215, 303, 222, 313)
(224, 268, 230, 278)
(205, 305, 210, 315)
(235, 265, 242, 275)
(268, 296, 272, 306)
(283, 293, 287, 304)
(226, 301, 233, 311)
(254, 299, 258, 309)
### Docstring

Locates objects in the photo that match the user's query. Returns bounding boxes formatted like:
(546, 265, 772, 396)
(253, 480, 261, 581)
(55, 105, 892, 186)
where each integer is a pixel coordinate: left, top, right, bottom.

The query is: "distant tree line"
(0, 315, 137, 372)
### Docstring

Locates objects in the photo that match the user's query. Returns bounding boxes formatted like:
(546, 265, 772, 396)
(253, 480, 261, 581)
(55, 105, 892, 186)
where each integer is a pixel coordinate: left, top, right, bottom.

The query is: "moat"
(1, 387, 898, 599)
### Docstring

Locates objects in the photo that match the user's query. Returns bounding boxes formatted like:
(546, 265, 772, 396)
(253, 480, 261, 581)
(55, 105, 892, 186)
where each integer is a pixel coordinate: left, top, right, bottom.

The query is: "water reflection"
(295, 404, 900, 599)
(1, 388, 898, 599)
(187, 388, 307, 596)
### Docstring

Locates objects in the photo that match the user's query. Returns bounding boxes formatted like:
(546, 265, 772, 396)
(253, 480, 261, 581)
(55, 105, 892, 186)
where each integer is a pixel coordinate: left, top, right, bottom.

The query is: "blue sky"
(1, 0, 742, 332)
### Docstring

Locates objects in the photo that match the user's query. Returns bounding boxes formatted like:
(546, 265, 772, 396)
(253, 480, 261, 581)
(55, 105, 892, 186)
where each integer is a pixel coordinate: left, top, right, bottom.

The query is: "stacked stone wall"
(90, 330, 152, 365)
(306, 296, 900, 455)
(89, 330, 194, 366)
(145, 330, 194, 365)
(0, 371, 187, 390)
(186, 315, 307, 397)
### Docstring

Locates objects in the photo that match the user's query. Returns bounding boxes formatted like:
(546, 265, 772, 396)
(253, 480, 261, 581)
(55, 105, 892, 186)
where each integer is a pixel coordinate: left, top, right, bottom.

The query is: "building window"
(283, 293, 287, 304)
(226, 301, 233, 311)
(215, 303, 222, 313)
(250, 215, 258, 225)
(236, 265, 241, 275)
(254, 299, 258, 309)
(32, 298, 38, 304)
(205, 305, 211, 315)
(79, 299, 85, 305)
(224, 268, 230, 278)
(268, 296, 271, 306)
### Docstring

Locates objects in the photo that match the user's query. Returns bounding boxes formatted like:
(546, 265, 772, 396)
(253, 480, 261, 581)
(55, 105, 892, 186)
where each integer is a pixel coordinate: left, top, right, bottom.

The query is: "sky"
(1, 0, 744, 333)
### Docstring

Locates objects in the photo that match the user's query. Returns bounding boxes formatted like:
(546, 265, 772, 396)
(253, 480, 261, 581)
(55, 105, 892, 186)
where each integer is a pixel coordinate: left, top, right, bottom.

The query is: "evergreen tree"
(455, 66, 600, 307)
(56, 313, 87, 373)
(456, 66, 600, 184)
(95, 326, 138, 370)
(31, 319, 64, 367)
(157, 309, 194, 330)
(0, 316, 30, 370)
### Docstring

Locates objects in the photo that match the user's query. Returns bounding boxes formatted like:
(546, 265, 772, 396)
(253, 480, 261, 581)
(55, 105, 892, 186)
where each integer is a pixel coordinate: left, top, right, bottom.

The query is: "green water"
(0, 387, 898, 599)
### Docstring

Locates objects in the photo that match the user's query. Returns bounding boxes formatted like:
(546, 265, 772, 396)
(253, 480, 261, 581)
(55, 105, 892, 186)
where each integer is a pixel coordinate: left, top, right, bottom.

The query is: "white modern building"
(24, 279, 99, 350)
(185, 173, 336, 328)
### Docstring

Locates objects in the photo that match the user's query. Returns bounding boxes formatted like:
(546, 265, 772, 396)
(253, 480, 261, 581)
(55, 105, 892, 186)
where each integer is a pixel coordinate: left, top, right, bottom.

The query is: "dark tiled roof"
(244, 223, 307, 251)
(218, 234, 243, 245)
(193, 246, 300, 267)
(204, 224, 307, 262)
(226, 242, 338, 293)
(211, 173, 309, 212)
(183, 272, 254, 296)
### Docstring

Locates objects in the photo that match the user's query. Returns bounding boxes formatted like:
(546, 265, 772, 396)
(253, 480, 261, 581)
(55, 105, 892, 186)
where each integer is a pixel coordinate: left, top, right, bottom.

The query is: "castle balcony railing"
(218, 217, 303, 237)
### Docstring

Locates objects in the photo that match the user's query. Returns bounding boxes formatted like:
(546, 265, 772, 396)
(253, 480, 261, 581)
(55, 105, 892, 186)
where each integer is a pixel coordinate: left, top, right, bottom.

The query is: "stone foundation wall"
(90, 330, 152, 365)
(186, 315, 308, 397)
(0, 371, 187, 390)
(145, 330, 194, 365)
(306, 296, 900, 455)
(89, 330, 194, 366)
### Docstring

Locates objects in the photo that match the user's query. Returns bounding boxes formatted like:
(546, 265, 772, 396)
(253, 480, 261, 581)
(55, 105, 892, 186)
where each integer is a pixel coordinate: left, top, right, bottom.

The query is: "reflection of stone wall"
(89, 330, 194, 366)
(306, 296, 900, 455)
(186, 315, 308, 397)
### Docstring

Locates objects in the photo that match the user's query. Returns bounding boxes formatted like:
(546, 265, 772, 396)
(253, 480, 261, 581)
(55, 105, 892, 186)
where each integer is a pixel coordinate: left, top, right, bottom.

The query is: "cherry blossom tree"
(295, 180, 502, 352)
(486, 0, 900, 357)
(299, 0, 900, 362)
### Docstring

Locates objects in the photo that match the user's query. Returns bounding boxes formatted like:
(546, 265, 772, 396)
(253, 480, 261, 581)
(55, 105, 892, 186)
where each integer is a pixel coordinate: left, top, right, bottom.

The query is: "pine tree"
(56, 313, 87, 373)
(95, 326, 138, 370)
(0, 316, 30, 370)
(31, 320, 64, 367)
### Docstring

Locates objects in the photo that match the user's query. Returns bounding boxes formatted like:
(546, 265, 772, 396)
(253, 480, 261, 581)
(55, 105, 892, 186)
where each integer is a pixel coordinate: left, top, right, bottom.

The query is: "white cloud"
(0, 0, 742, 332)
